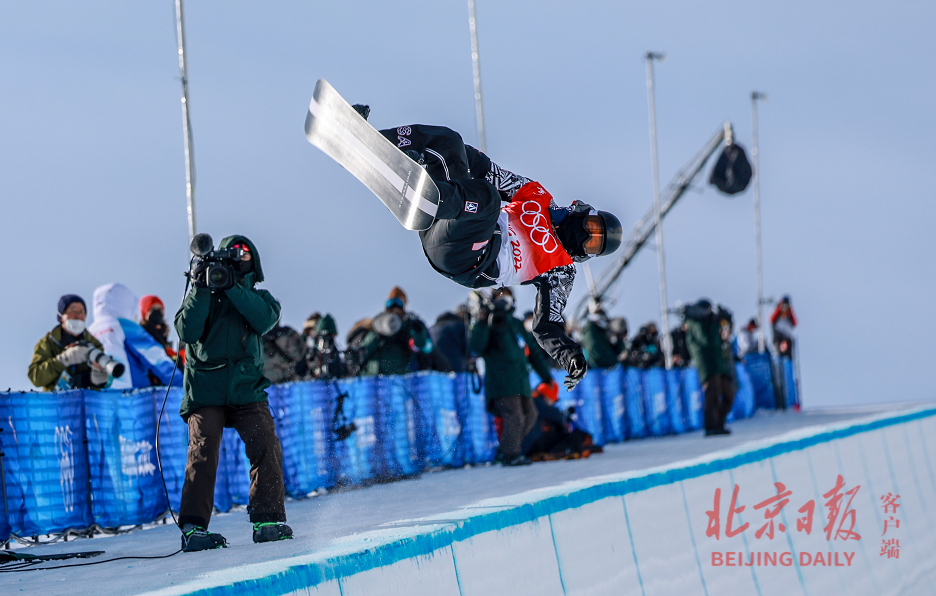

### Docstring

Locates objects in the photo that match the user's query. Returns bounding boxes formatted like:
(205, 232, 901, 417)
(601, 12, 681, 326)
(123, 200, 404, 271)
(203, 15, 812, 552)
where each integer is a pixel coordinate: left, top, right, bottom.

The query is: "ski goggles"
(582, 212, 606, 255)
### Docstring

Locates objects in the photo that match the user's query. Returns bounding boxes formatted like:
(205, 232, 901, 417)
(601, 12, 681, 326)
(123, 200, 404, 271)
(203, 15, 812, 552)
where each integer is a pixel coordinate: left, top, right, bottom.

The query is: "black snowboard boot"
(253, 522, 294, 543)
(181, 524, 228, 552)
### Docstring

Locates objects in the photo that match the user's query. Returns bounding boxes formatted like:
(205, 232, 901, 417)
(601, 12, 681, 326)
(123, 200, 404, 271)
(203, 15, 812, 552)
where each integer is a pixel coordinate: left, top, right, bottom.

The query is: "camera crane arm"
(571, 122, 736, 323)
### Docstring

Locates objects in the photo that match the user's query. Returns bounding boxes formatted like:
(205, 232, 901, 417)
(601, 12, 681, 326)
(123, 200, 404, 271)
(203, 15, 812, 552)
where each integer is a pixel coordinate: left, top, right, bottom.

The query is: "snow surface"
(1, 404, 931, 595)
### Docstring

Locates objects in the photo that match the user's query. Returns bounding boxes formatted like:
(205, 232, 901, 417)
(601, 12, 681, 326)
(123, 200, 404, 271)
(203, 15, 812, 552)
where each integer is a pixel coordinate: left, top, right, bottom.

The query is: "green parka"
(357, 316, 428, 376)
(470, 311, 553, 403)
(28, 326, 105, 391)
(685, 315, 732, 383)
(580, 319, 620, 369)
(174, 235, 281, 420)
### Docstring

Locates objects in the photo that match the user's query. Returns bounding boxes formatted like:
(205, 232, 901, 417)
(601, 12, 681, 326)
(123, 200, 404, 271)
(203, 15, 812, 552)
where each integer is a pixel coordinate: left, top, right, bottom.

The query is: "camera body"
(198, 246, 244, 291)
(188, 233, 245, 291)
(76, 340, 125, 378)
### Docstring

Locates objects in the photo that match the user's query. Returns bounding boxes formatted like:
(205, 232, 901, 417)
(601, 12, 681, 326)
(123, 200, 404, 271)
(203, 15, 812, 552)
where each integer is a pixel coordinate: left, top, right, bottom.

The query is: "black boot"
(253, 522, 293, 543)
(181, 524, 227, 552)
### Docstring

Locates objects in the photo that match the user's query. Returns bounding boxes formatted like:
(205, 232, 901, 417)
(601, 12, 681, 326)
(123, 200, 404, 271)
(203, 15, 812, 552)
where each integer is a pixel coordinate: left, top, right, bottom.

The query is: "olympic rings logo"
(519, 200, 558, 253)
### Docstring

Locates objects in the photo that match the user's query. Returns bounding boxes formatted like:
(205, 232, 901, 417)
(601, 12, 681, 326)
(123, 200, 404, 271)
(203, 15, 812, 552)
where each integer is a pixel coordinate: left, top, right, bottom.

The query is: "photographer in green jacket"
(470, 287, 555, 466)
(174, 234, 292, 552)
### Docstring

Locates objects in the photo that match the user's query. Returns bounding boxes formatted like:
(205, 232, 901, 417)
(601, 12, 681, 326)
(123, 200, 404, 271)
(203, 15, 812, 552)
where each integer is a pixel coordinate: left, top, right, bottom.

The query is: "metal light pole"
(175, 0, 197, 244)
(467, 0, 487, 153)
(751, 91, 767, 352)
(645, 51, 671, 368)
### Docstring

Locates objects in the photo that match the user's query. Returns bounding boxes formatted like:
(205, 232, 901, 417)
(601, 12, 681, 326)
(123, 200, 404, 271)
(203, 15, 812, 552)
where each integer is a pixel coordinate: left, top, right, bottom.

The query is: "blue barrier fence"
(0, 356, 797, 542)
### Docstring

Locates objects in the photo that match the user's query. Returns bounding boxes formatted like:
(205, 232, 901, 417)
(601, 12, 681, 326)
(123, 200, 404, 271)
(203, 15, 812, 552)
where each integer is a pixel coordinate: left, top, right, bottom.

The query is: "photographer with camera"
(28, 294, 112, 391)
(140, 295, 178, 360)
(469, 287, 556, 466)
(174, 234, 292, 552)
(307, 314, 352, 380)
(579, 300, 619, 369)
(88, 283, 175, 389)
(626, 322, 665, 369)
(356, 287, 434, 376)
(684, 299, 736, 436)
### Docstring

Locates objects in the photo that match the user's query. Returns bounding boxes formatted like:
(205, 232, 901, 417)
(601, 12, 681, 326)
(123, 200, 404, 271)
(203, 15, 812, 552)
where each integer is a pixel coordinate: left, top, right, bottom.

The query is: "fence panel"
(642, 368, 671, 436)
(681, 368, 704, 431)
(779, 357, 799, 408)
(269, 382, 336, 498)
(376, 376, 422, 479)
(407, 373, 446, 467)
(599, 367, 626, 443)
(333, 377, 380, 485)
(730, 363, 756, 421)
(0, 391, 93, 536)
(84, 388, 167, 527)
(455, 374, 497, 464)
(665, 369, 688, 435)
(569, 370, 605, 445)
(623, 368, 648, 439)
(744, 352, 776, 409)
(153, 386, 187, 512)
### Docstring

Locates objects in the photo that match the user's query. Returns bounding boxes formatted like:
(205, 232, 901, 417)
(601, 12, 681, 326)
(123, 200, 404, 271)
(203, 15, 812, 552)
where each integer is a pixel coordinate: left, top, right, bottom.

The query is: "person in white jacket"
(88, 283, 175, 390)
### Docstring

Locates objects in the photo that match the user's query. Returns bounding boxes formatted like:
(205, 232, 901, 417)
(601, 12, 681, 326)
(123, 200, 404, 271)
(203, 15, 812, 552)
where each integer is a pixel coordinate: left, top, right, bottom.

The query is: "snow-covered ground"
(1, 404, 928, 595)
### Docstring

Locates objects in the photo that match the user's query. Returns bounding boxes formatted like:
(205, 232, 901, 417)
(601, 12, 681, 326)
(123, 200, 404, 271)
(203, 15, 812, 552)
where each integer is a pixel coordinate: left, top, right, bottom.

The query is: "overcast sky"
(2, 1, 934, 407)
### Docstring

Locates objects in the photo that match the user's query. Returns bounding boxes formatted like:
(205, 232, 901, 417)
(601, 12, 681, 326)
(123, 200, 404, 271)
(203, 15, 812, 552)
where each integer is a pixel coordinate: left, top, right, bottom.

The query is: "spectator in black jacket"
(627, 323, 664, 369)
(429, 306, 470, 373)
(670, 322, 691, 368)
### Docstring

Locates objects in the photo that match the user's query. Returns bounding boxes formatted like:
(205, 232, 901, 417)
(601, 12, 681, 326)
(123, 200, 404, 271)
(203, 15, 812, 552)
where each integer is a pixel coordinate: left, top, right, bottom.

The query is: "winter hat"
(315, 314, 338, 336)
(140, 295, 165, 321)
(57, 294, 86, 321)
(387, 286, 408, 306)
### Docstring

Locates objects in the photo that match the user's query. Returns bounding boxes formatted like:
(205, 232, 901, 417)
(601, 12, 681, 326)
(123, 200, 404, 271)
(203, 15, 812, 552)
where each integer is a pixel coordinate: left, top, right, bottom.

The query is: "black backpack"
(710, 143, 752, 195)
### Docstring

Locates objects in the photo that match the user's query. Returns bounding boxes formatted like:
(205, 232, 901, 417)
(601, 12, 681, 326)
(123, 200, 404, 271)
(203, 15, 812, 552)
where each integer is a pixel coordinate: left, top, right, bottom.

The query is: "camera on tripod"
(76, 340, 125, 378)
(186, 233, 245, 291)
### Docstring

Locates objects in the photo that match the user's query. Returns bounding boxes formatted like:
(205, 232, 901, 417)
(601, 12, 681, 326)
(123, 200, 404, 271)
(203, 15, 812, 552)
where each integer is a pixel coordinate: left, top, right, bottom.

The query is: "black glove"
(191, 261, 208, 288)
(564, 353, 587, 391)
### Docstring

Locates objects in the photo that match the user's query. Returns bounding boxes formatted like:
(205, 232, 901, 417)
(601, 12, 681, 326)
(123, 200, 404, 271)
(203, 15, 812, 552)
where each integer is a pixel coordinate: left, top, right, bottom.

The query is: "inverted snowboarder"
(304, 81, 623, 390)
(376, 121, 622, 391)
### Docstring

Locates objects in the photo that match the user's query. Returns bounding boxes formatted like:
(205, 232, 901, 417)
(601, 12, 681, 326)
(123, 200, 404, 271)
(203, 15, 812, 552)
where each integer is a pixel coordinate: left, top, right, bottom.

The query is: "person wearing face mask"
(469, 287, 556, 466)
(29, 294, 110, 391)
(174, 235, 291, 551)
(349, 115, 623, 391)
(140, 295, 178, 360)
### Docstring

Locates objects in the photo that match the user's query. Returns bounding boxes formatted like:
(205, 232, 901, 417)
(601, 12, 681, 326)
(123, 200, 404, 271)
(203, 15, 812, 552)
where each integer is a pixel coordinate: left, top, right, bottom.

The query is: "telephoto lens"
(86, 346, 125, 378)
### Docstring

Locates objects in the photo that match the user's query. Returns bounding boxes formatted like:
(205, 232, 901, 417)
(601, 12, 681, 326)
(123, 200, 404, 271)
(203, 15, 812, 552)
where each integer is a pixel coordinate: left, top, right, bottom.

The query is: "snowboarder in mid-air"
(356, 109, 623, 391)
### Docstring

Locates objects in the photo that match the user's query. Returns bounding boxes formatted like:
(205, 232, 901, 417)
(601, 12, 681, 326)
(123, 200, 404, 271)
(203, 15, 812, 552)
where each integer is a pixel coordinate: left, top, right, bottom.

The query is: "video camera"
(76, 340, 125, 378)
(186, 233, 245, 291)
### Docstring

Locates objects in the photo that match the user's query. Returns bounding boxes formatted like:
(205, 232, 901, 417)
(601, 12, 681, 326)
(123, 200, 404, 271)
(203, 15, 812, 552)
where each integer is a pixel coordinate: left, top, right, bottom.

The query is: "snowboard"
(304, 79, 440, 231)
(0, 550, 104, 565)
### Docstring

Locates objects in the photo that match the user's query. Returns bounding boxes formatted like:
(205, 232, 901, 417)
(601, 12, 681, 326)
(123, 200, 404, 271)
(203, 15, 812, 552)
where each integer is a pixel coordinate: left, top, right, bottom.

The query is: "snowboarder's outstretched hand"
(564, 353, 588, 391)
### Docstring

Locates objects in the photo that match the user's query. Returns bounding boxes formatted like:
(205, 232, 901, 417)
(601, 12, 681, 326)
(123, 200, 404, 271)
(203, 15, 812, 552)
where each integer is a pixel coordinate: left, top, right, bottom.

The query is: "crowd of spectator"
(28, 283, 797, 458)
